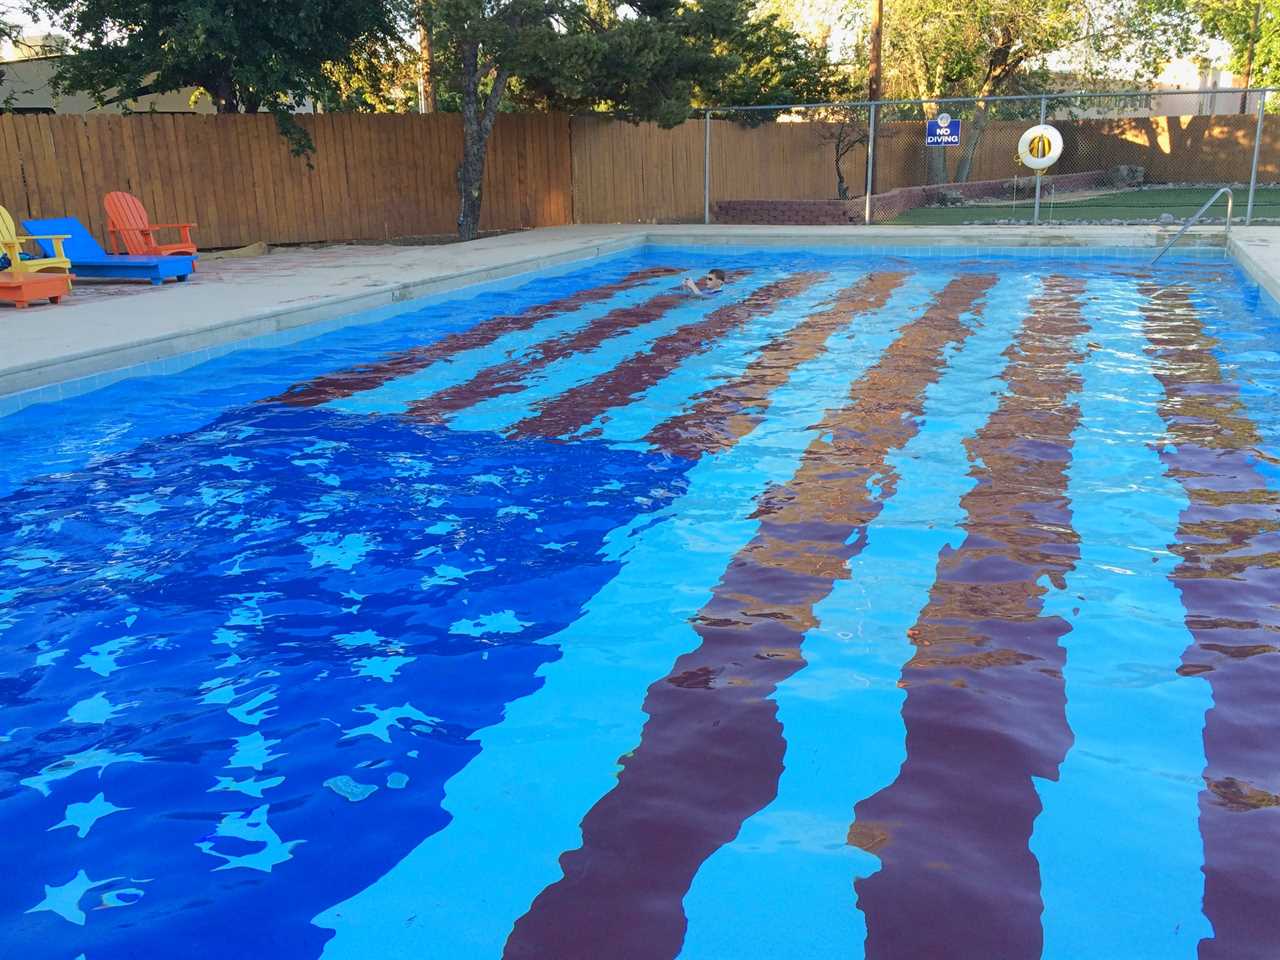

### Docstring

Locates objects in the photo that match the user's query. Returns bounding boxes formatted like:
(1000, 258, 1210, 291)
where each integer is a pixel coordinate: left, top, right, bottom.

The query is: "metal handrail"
(1151, 187, 1234, 265)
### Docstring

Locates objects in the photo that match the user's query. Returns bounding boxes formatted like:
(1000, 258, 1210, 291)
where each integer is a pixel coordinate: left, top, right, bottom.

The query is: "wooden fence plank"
(0, 115, 30, 220)
(79, 117, 111, 240)
(52, 118, 90, 231)
(2, 109, 1259, 244)
(301, 117, 324, 242)
(321, 114, 351, 240)
(101, 116, 131, 238)
(199, 115, 231, 247)
(135, 117, 167, 229)
(257, 117, 285, 244)
(190, 116, 223, 245)
(19, 115, 53, 219)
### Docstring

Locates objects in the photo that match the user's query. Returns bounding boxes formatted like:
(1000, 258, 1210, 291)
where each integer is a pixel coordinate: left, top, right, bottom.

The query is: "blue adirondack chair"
(22, 217, 196, 285)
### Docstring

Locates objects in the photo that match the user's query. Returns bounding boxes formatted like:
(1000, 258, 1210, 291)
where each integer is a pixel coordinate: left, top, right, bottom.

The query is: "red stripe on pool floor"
(406, 271, 754, 422)
(644, 271, 908, 459)
(263, 266, 681, 407)
(501, 273, 997, 960)
(848, 275, 1087, 960)
(507, 271, 829, 440)
(1142, 283, 1280, 960)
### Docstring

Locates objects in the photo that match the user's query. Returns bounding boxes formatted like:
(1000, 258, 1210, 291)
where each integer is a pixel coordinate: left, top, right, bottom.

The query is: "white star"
(26, 869, 120, 926)
(49, 793, 129, 839)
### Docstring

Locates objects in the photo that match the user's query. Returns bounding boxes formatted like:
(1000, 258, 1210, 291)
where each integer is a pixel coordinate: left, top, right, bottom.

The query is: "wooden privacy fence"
(0, 112, 572, 249)
(570, 115, 870, 224)
(0, 108, 1272, 244)
(572, 113, 1280, 224)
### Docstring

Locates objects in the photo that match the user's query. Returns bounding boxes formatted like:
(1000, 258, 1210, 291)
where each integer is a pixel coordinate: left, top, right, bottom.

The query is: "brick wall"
(713, 199, 864, 225)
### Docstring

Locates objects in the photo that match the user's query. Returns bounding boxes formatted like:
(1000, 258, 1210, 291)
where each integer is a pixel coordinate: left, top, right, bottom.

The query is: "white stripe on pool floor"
(675, 271, 1034, 960)
(311, 271, 951, 959)
(1031, 275, 1212, 960)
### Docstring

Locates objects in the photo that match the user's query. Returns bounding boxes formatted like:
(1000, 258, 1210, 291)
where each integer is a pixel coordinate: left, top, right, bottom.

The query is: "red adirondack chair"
(104, 191, 198, 258)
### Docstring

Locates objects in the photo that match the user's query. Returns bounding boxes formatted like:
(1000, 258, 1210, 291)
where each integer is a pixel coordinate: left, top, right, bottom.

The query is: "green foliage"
(439, 0, 701, 127)
(0, 6, 14, 103)
(1198, 0, 1277, 89)
(33, 0, 400, 149)
(445, 0, 853, 127)
(0, 2, 17, 44)
(754, 0, 850, 46)
(696, 8, 861, 108)
(843, 0, 1204, 101)
(1067, 0, 1205, 84)
(318, 36, 419, 113)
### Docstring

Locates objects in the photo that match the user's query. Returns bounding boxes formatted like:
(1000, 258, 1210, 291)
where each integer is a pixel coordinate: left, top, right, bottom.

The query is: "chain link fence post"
(864, 102, 878, 225)
(703, 109, 711, 225)
(1247, 89, 1267, 225)
(1032, 94, 1047, 226)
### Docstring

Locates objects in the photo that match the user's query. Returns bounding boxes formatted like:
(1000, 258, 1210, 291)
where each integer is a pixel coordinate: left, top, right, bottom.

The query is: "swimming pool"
(1, 244, 1277, 959)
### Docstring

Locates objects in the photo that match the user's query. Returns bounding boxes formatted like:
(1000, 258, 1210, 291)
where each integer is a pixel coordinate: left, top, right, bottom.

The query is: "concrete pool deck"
(3, 223, 1278, 409)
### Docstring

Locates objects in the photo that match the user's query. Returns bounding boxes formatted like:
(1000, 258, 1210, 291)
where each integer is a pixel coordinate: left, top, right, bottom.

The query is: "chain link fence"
(704, 88, 1275, 228)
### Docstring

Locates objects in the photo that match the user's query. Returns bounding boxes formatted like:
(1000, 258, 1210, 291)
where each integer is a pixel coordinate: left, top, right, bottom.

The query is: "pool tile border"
(0, 239, 641, 417)
(0, 226, 1265, 420)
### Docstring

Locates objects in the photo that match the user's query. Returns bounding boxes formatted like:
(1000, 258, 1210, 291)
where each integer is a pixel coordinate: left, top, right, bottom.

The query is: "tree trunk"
(926, 147, 949, 185)
(456, 43, 509, 241)
(953, 100, 990, 183)
(417, 1, 439, 113)
(866, 0, 882, 103)
(457, 127, 486, 241)
(1240, 0, 1262, 113)
(922, 102, 949, 185)
(211, 76, 240, 113)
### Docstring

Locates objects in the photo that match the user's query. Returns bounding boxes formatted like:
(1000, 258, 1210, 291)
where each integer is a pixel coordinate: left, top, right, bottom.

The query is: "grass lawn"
(889, 186, 1280, 225)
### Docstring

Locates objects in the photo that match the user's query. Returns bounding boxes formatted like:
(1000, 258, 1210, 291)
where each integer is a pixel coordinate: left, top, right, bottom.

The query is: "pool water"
(1, 246, 1278, 960)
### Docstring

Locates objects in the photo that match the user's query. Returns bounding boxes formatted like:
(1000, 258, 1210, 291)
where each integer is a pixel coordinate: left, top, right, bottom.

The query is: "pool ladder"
(1151, 187, 1233, 264)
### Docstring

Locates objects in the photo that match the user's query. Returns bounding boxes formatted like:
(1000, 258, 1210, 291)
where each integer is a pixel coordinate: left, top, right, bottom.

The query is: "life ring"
(1018, 124, 1063, 171)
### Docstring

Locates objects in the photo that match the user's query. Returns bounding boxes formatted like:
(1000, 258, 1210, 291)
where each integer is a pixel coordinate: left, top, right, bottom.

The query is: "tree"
(427, 0, 791, 240)
(319, 34, 420, 113)
(813, 106, 868, 198)
(0, 5, 19, 107)
(34, 0, 399, 151)
(844, 0, 1203, 183)
(422, 0, 535, 240)
(1198, 0, 1277, 108)
(694, 8, 859, 108)
(416, 0, 441, 113)
(0, 3, 18, 46)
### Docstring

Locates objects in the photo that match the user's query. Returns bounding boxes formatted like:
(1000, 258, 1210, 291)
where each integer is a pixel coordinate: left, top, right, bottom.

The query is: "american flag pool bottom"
(0, 245, 1277, 959)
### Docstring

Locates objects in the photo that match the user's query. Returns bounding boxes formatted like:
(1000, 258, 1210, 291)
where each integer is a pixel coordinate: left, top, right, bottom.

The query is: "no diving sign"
(925, 113, 961, 146)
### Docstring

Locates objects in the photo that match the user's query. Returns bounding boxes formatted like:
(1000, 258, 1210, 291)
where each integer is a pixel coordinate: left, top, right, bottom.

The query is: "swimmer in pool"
(683, 268, 726, 296)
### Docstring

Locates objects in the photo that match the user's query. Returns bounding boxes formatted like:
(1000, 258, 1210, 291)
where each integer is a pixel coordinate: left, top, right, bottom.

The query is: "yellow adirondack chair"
(0, 205, 72, 277)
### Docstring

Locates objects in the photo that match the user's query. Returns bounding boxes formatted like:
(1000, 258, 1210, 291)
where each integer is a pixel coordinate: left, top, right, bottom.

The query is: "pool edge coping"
(0, 234, 647, 415)
(2, 224, 1273, 417)
(1225, 233, 1280, 308)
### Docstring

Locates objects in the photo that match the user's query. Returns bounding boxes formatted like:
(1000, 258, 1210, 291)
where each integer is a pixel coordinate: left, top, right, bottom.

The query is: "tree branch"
(480, 65, 510, 138)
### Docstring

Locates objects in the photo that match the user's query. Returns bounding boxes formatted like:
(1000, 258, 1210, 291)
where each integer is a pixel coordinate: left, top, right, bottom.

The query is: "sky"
(3, 0, 1236, 83)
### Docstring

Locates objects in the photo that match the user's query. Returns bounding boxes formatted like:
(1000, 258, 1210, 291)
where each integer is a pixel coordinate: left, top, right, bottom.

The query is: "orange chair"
(0, 270, 72, 308)
(104, 191, 198, 258)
